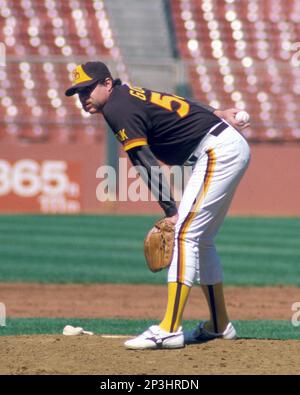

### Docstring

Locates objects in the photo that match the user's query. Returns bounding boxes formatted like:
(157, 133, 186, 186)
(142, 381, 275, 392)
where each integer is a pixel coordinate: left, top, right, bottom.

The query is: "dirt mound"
(1, 335, 300, 375)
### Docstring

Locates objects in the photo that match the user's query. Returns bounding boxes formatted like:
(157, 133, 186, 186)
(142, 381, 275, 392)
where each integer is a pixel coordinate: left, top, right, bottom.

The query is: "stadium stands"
(0, 0, 299, 143)
(0, 0, 115, 143)
(170, 0, 300, 142)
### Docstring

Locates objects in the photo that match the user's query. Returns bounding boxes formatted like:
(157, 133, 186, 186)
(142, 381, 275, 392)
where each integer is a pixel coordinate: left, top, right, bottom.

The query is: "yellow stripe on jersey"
(123, 138, 148, 151)
(177, 149, 216, 283)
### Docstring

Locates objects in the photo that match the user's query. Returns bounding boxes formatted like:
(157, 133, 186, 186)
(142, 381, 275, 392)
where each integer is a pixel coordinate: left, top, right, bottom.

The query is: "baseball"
(235, 111, 250, 124)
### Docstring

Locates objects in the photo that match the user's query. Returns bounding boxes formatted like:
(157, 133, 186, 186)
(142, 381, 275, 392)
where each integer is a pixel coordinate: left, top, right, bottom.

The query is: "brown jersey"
(102, 84, 220, 166)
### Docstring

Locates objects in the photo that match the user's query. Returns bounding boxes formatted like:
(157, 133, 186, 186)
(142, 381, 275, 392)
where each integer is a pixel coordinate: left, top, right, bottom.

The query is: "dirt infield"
(1, 283, 299, 320)
(1, 283, 300, 375)
(1, 335, 300, 375)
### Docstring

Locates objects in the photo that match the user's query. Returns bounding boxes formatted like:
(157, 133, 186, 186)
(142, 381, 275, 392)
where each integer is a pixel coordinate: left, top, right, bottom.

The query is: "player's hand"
(214, 108, 250, 130)
(165, 213, 179, 225)
(149, 214, 178, 235)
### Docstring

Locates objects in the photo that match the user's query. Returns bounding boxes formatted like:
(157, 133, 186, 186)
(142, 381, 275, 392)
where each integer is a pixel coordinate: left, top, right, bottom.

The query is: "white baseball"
(235, 111, 250, 123)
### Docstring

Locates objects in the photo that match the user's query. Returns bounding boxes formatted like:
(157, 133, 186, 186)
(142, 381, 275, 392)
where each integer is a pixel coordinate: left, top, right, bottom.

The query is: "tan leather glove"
(144, 218, 175, 272)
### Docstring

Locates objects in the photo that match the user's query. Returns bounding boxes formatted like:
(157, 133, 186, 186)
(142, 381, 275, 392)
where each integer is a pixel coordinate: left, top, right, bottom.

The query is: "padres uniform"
(102, 83, 250, 284)
(65, 62, 250, 347)
(102, 83, 250, 338)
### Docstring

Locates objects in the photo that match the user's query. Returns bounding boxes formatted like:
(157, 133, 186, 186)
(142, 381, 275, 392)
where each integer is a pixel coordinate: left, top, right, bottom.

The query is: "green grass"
(0, 318, 299, 340)
(0, 215, 299, 285)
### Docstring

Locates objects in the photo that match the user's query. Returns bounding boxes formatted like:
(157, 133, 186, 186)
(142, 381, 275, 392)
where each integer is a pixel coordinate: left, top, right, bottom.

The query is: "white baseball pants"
(168, 123, 251, 286)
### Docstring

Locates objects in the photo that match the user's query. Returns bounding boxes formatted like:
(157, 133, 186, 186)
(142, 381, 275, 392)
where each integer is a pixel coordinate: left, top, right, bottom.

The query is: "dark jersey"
(102, 84, 221, 217)
(102, 84, 220, 166)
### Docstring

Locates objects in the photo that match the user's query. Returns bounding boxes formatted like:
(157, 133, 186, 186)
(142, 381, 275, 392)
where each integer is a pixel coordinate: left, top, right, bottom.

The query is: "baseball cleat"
(124, 325, 184, 350)
(184, 321, 237, 345)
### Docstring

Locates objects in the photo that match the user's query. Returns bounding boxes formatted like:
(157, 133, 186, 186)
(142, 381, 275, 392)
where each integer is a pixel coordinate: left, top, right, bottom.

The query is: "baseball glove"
(144, 218, 175, 273)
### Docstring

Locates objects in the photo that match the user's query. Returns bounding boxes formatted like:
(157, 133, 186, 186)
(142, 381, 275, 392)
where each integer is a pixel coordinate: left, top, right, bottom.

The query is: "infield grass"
(0, 318, 299, 340)
(0, 215, 299, 286)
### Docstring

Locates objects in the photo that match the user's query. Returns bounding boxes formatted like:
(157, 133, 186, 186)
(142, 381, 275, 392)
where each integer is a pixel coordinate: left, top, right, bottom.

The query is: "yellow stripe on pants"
(177, 149, 216, 283)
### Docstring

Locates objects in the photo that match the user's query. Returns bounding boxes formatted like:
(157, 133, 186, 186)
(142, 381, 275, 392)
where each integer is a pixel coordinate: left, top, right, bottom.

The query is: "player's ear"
(104, 78, 113, 91)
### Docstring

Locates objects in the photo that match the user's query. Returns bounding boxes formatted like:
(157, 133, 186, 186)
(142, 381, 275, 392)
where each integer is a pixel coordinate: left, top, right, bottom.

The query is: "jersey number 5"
(150, 92, 190, 118)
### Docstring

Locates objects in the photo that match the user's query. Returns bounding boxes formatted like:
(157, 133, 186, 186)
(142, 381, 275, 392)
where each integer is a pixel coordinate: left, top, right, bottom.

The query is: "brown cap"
(65, 62, 112, 96)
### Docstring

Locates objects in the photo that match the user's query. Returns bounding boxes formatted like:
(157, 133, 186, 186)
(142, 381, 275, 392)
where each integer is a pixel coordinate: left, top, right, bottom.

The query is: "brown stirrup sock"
(159, 282, 191, 333)
(201, 283, 230, 333)
(208, 285, 218, 333)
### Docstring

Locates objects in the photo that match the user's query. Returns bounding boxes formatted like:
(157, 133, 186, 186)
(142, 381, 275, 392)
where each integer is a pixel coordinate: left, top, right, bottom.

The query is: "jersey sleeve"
(103, 95, 149, 152)
(127, 146, 178, 217)
(200, 102, 216, 113)
(195, 100, 216, 113)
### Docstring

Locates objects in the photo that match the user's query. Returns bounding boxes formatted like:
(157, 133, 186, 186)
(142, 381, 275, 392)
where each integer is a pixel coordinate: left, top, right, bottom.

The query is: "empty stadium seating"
(170, 0, 300, 142)
(1, 0, 299, 143)
(0, 0, 116, 143)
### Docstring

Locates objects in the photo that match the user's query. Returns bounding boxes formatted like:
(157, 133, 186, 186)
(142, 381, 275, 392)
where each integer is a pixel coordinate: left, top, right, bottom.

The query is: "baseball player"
(65, 61, 250, 350)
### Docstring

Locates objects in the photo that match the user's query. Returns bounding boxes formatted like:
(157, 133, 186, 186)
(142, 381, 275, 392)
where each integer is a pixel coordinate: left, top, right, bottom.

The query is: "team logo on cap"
(72, 69, 80, 83)
(71, 65, 93, 86)
(72, 68, 80, 84)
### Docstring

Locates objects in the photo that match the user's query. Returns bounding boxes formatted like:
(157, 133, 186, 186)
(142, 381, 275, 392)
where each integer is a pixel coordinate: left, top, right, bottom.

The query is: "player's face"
(78, 79, 112, 114)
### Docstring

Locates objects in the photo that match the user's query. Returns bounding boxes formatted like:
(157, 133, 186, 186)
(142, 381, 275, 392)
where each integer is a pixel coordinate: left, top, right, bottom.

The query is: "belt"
(185, 122, 228, 165)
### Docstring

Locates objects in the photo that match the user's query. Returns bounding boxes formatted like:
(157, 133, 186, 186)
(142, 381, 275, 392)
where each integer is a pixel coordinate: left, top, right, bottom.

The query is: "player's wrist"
(213, 110, 223, 118)
(165, 213, 178, 225)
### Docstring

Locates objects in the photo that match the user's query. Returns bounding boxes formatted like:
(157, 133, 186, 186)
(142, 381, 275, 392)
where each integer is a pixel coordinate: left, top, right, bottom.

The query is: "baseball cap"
(65, 61, 112, 96)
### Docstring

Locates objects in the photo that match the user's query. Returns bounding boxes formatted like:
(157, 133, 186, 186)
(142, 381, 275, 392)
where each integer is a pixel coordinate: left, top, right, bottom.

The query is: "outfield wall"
(228, 144, 300, 216)
(0, 143, 299, 216)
